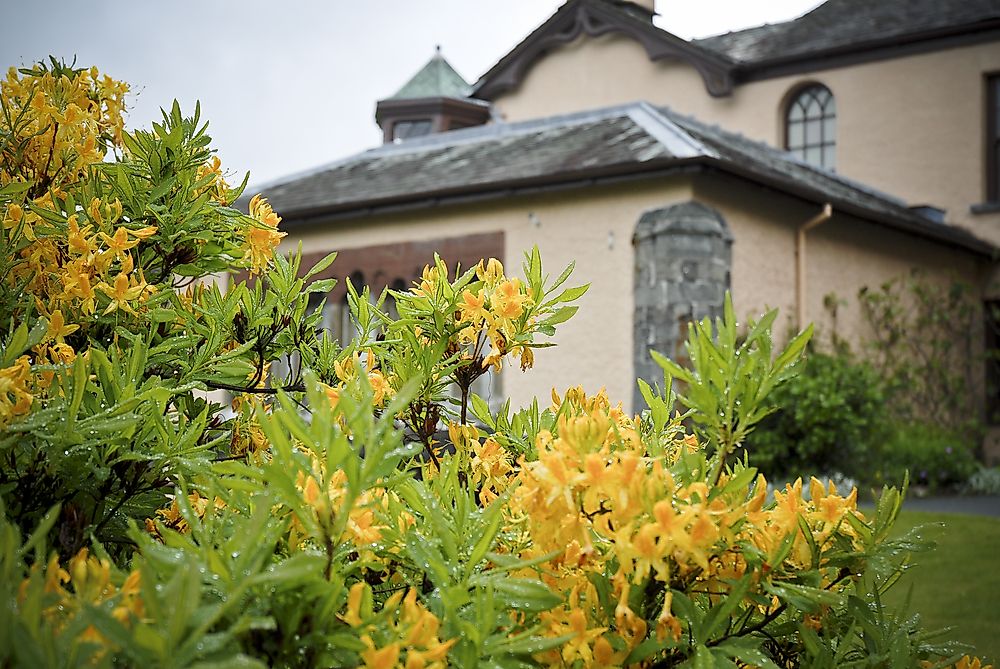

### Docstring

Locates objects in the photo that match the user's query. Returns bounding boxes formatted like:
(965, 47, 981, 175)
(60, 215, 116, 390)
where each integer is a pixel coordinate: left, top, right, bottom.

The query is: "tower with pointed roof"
(375, 47, 492, 144)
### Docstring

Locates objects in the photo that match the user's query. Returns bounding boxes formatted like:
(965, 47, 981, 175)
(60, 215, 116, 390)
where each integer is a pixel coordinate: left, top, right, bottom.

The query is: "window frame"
(784, 83, 837, 171)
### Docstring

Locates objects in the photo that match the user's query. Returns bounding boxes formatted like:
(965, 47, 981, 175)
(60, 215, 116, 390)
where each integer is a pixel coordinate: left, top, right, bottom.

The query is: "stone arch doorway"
(633, 201, 732, 410)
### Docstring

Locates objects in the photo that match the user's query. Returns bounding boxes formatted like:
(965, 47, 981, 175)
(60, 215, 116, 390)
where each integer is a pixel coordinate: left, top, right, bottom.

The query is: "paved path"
(896, 495, 1000, 518)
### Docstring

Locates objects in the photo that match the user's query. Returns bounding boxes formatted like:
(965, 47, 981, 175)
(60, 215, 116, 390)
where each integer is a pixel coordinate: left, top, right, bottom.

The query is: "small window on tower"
(392, 119, 432, 141)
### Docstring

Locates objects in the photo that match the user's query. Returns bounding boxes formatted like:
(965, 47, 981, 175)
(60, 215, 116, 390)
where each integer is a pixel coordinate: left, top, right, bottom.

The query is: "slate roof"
(694, 0, 1000, 65)
(389, 50, 470, 100)
(252, 102, 993, 256)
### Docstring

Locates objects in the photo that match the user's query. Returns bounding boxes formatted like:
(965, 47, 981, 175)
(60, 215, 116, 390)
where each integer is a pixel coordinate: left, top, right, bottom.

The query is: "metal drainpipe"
(796, 203, 833, 331)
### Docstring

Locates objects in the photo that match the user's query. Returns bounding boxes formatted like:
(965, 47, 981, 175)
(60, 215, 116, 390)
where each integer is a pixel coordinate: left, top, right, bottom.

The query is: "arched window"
(785, 84, 836, 170)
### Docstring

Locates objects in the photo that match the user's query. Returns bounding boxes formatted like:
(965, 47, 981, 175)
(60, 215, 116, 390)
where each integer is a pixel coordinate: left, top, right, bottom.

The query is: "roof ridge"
(626, 102, 714, 159)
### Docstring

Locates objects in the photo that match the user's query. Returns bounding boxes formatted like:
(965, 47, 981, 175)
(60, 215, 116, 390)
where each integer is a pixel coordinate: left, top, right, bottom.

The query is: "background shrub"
(745, 351, 887, 483)
(873, 423, 980, 493)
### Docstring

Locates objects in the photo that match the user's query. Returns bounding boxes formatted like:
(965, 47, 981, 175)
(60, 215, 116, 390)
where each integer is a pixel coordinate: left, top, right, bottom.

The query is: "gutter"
(796, 203, 833, 331)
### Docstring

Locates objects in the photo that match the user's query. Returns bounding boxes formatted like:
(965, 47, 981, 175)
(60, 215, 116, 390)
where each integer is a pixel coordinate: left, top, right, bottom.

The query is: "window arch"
(785, 84, 836, 170)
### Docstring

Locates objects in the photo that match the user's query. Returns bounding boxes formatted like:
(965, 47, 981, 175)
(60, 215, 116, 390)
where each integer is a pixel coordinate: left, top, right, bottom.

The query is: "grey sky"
(2, 1, 820, 189)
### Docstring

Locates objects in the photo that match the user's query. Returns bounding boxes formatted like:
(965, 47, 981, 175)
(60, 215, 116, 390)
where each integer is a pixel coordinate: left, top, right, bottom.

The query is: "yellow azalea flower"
(414, 264, 443, 297)
(320, 382, 341, 410)
(67, 215, 97, 256)
(483, 344, 504, 371)
(361, 641, 400, 669)
(492, 277, 531, 321)
(97, 272, 145, 315)
(43, 553, 70, 594)
(0, 356, 34, 425)
(243, 225, 286, 275)
(458, 288, 489, 325)
(368, 369, 393, 407)
(335, 355, 358, 383)
(475, 257, 503, 285)
(2, 202, 35, 240)
(99, 226, 140, 258)
(514, 345, 534, 371)
(447, 421, 479, 452)
(128, 225, 157, 239)
(243, 195, 286, 274)
(655, 591, 682, 642)
(248, 193, 281, 228)
(45, 309, 79, 343)
(341, 582, 367, 627)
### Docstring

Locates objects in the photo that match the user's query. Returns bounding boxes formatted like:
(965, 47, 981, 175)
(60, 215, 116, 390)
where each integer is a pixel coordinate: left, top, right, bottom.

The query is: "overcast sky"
(2, 1, 821, 189)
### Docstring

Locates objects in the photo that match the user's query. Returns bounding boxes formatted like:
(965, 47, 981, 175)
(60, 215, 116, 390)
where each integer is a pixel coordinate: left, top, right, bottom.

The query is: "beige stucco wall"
(692, 177, 985, 351)
(280, 178, 694, 410)
(491, 33, 1000, 243)
(278, 172, 988, 417)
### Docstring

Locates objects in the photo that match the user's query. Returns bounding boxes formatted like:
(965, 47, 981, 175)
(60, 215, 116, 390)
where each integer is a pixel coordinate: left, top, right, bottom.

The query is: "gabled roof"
(389, 49, 470, 100)
(695, 0, 1000, 69)
(471, 0, 736, 99)
(252, 101, 994, 256)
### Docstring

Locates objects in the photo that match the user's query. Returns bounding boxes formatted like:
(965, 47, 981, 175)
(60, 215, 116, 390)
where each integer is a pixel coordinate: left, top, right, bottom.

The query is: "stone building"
(249, 0, 1000, 425)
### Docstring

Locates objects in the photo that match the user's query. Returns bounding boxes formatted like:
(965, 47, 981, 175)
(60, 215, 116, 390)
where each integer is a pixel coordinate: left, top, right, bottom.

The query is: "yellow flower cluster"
(341, 583, 456, 669)
(459, 258, 536, 371)
(294, 465, 413, 553)
(417, 258, 536, 373)
(195, 155, 231, 204)
(1, 64, 127, 193)
(331, 350, 395, 409)
(498, 386, 866, 666)
(11, 200, 157, 319)
(244, 194, 286, 275)
(21, 548, 143, 654)
(144, 490, 227, 538)
(446, 420, 514, 504)
(927, 657, 994, 669)
(1, 65, 158, 426)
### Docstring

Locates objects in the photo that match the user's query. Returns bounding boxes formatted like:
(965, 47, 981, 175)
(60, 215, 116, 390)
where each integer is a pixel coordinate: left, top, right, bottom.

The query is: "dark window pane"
(805, 146, 822, 165)
(804, 96, 821, 119)
(823, 116, 836, 143)
(393, 120, 432, 140)
(805, 118, 822, 145)
(788, 121, 804, 148)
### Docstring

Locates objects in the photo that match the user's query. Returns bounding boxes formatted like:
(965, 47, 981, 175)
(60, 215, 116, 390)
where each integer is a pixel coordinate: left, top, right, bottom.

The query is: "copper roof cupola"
(375, 47, 492, 144)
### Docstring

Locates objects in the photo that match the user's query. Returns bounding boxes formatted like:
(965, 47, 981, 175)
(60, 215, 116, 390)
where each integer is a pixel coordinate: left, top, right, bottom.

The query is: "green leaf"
(480, 578, 561, 613)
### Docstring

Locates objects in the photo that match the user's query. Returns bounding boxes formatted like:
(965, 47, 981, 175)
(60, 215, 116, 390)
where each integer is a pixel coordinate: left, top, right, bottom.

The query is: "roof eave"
(278, 157, 703, 224)
(704, 159, 997, 257)
(275, 151, 994, 257)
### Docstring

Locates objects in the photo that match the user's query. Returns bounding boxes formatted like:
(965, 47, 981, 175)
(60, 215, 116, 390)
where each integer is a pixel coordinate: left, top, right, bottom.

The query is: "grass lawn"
(882, 510, 1000, 665)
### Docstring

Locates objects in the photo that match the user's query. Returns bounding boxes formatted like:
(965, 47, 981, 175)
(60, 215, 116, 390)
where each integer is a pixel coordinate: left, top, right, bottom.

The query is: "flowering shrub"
(0, 60, 993, 668)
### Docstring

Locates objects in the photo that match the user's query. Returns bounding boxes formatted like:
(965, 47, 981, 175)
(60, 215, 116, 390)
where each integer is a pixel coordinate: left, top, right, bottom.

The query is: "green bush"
(1, 59, 992, 669)
(874, 423, 979, 493)
(745, 351, 887, 483)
